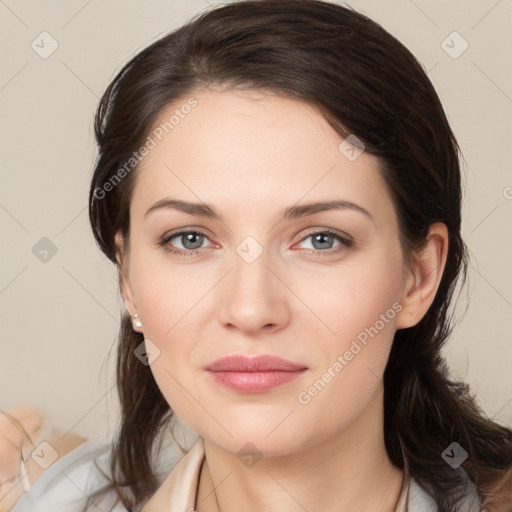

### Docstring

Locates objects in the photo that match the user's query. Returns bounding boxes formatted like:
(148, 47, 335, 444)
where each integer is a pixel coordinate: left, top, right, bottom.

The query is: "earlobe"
(395, 222, 449, 330)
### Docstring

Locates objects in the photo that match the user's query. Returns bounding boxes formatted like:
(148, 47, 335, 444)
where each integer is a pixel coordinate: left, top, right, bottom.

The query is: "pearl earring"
(132, 314, 142, 331)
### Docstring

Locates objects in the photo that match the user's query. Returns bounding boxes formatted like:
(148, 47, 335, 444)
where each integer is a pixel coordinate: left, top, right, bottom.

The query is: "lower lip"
(207, 370, 306, 393)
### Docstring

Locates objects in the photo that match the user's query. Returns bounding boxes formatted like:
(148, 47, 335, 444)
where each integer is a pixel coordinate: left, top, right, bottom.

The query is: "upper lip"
(206, 355, 307, 372)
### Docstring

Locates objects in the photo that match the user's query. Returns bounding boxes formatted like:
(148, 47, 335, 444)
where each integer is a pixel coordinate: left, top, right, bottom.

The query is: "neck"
(196, 384, 405, 512)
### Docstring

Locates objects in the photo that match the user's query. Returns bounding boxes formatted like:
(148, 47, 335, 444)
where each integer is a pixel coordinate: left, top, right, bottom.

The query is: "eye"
(295, 228, 354, 256)
(159, 228, 354, 258)
(159, 229, 213, 257)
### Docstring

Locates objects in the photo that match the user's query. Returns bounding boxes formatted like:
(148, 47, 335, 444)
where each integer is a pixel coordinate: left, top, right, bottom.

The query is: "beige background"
(0, 0, 511, 440)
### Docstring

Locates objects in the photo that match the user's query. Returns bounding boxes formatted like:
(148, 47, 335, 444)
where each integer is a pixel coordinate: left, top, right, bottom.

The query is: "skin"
(117, 88, 448, 512)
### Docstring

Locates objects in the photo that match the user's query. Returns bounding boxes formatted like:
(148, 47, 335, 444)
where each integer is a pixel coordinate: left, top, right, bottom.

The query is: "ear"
(114, 230, 142, 332)
(395, 222, 449, 330)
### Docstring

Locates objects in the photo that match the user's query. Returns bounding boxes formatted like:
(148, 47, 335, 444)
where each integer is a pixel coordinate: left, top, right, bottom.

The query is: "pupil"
(315, 233, 331, 249)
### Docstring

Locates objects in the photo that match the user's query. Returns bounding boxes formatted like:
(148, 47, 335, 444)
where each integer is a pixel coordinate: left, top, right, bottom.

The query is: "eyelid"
(298, 227, 353, 244)
(161, 224, 211, 238)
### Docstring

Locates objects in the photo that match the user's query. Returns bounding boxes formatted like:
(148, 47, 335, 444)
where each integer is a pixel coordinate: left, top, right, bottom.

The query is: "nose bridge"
(218, 231, 287, 331)
(231, 232, 275, 295)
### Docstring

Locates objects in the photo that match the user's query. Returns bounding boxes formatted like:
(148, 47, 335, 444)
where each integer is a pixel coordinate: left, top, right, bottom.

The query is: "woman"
(3, 0, 512, 511)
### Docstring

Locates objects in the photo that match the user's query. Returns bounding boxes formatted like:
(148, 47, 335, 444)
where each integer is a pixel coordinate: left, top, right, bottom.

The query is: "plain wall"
(1, 0, 511, 439)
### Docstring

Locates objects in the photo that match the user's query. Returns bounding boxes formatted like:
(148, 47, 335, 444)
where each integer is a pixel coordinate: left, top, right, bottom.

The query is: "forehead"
(130, 89, 395, 226)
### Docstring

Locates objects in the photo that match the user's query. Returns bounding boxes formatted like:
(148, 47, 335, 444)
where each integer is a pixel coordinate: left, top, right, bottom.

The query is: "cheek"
(129, 252, 197, 338)
(293, 247, 403, 404)
(293, 289, 400, 445)
(296, 246, 404, 344)
(127, 253, 208, 399)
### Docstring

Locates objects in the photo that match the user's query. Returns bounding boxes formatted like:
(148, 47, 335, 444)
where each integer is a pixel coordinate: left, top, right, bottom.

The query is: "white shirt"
(11, 434, 483, 512)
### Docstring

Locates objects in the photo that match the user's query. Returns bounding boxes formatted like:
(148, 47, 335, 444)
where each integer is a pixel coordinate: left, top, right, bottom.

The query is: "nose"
(217, 243, 291, 335)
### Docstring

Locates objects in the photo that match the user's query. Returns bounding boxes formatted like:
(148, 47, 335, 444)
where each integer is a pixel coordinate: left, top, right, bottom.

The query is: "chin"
(193, 418, 313, 459)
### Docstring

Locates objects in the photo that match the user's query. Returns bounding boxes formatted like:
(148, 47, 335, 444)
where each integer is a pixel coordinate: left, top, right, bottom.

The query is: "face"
(118, 88, 412, 456)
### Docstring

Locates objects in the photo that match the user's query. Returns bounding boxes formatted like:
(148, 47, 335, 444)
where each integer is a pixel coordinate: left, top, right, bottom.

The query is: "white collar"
(141, 437, 414, 511)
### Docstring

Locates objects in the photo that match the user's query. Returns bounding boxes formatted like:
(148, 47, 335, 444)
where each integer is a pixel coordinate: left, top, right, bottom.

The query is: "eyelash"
(159, 228, 354, 258)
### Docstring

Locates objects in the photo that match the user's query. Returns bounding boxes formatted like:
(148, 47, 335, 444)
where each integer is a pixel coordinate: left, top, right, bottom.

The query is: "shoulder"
(408, 469, 483, 512)
(10, 433, 123, 512)
(10, 431, 189, 512)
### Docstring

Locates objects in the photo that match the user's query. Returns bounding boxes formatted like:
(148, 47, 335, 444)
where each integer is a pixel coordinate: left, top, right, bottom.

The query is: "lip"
(206, 355, 306, 372)
(205, 355, 308, 393)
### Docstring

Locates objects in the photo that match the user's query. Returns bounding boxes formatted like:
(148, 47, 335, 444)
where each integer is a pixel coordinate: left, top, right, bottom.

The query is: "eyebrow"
(144, 198, 374, 224)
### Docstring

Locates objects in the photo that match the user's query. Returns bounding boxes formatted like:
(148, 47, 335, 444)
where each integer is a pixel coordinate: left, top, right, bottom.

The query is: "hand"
(0, 405, 45, 512)
(0, 405, 87, 512)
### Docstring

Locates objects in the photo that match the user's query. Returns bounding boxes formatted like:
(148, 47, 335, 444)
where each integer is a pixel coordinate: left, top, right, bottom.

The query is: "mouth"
(205, 355, 308, 393)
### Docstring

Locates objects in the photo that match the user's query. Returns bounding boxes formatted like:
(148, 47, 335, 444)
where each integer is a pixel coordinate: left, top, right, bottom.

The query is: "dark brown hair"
(86, 1, 512, 511)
